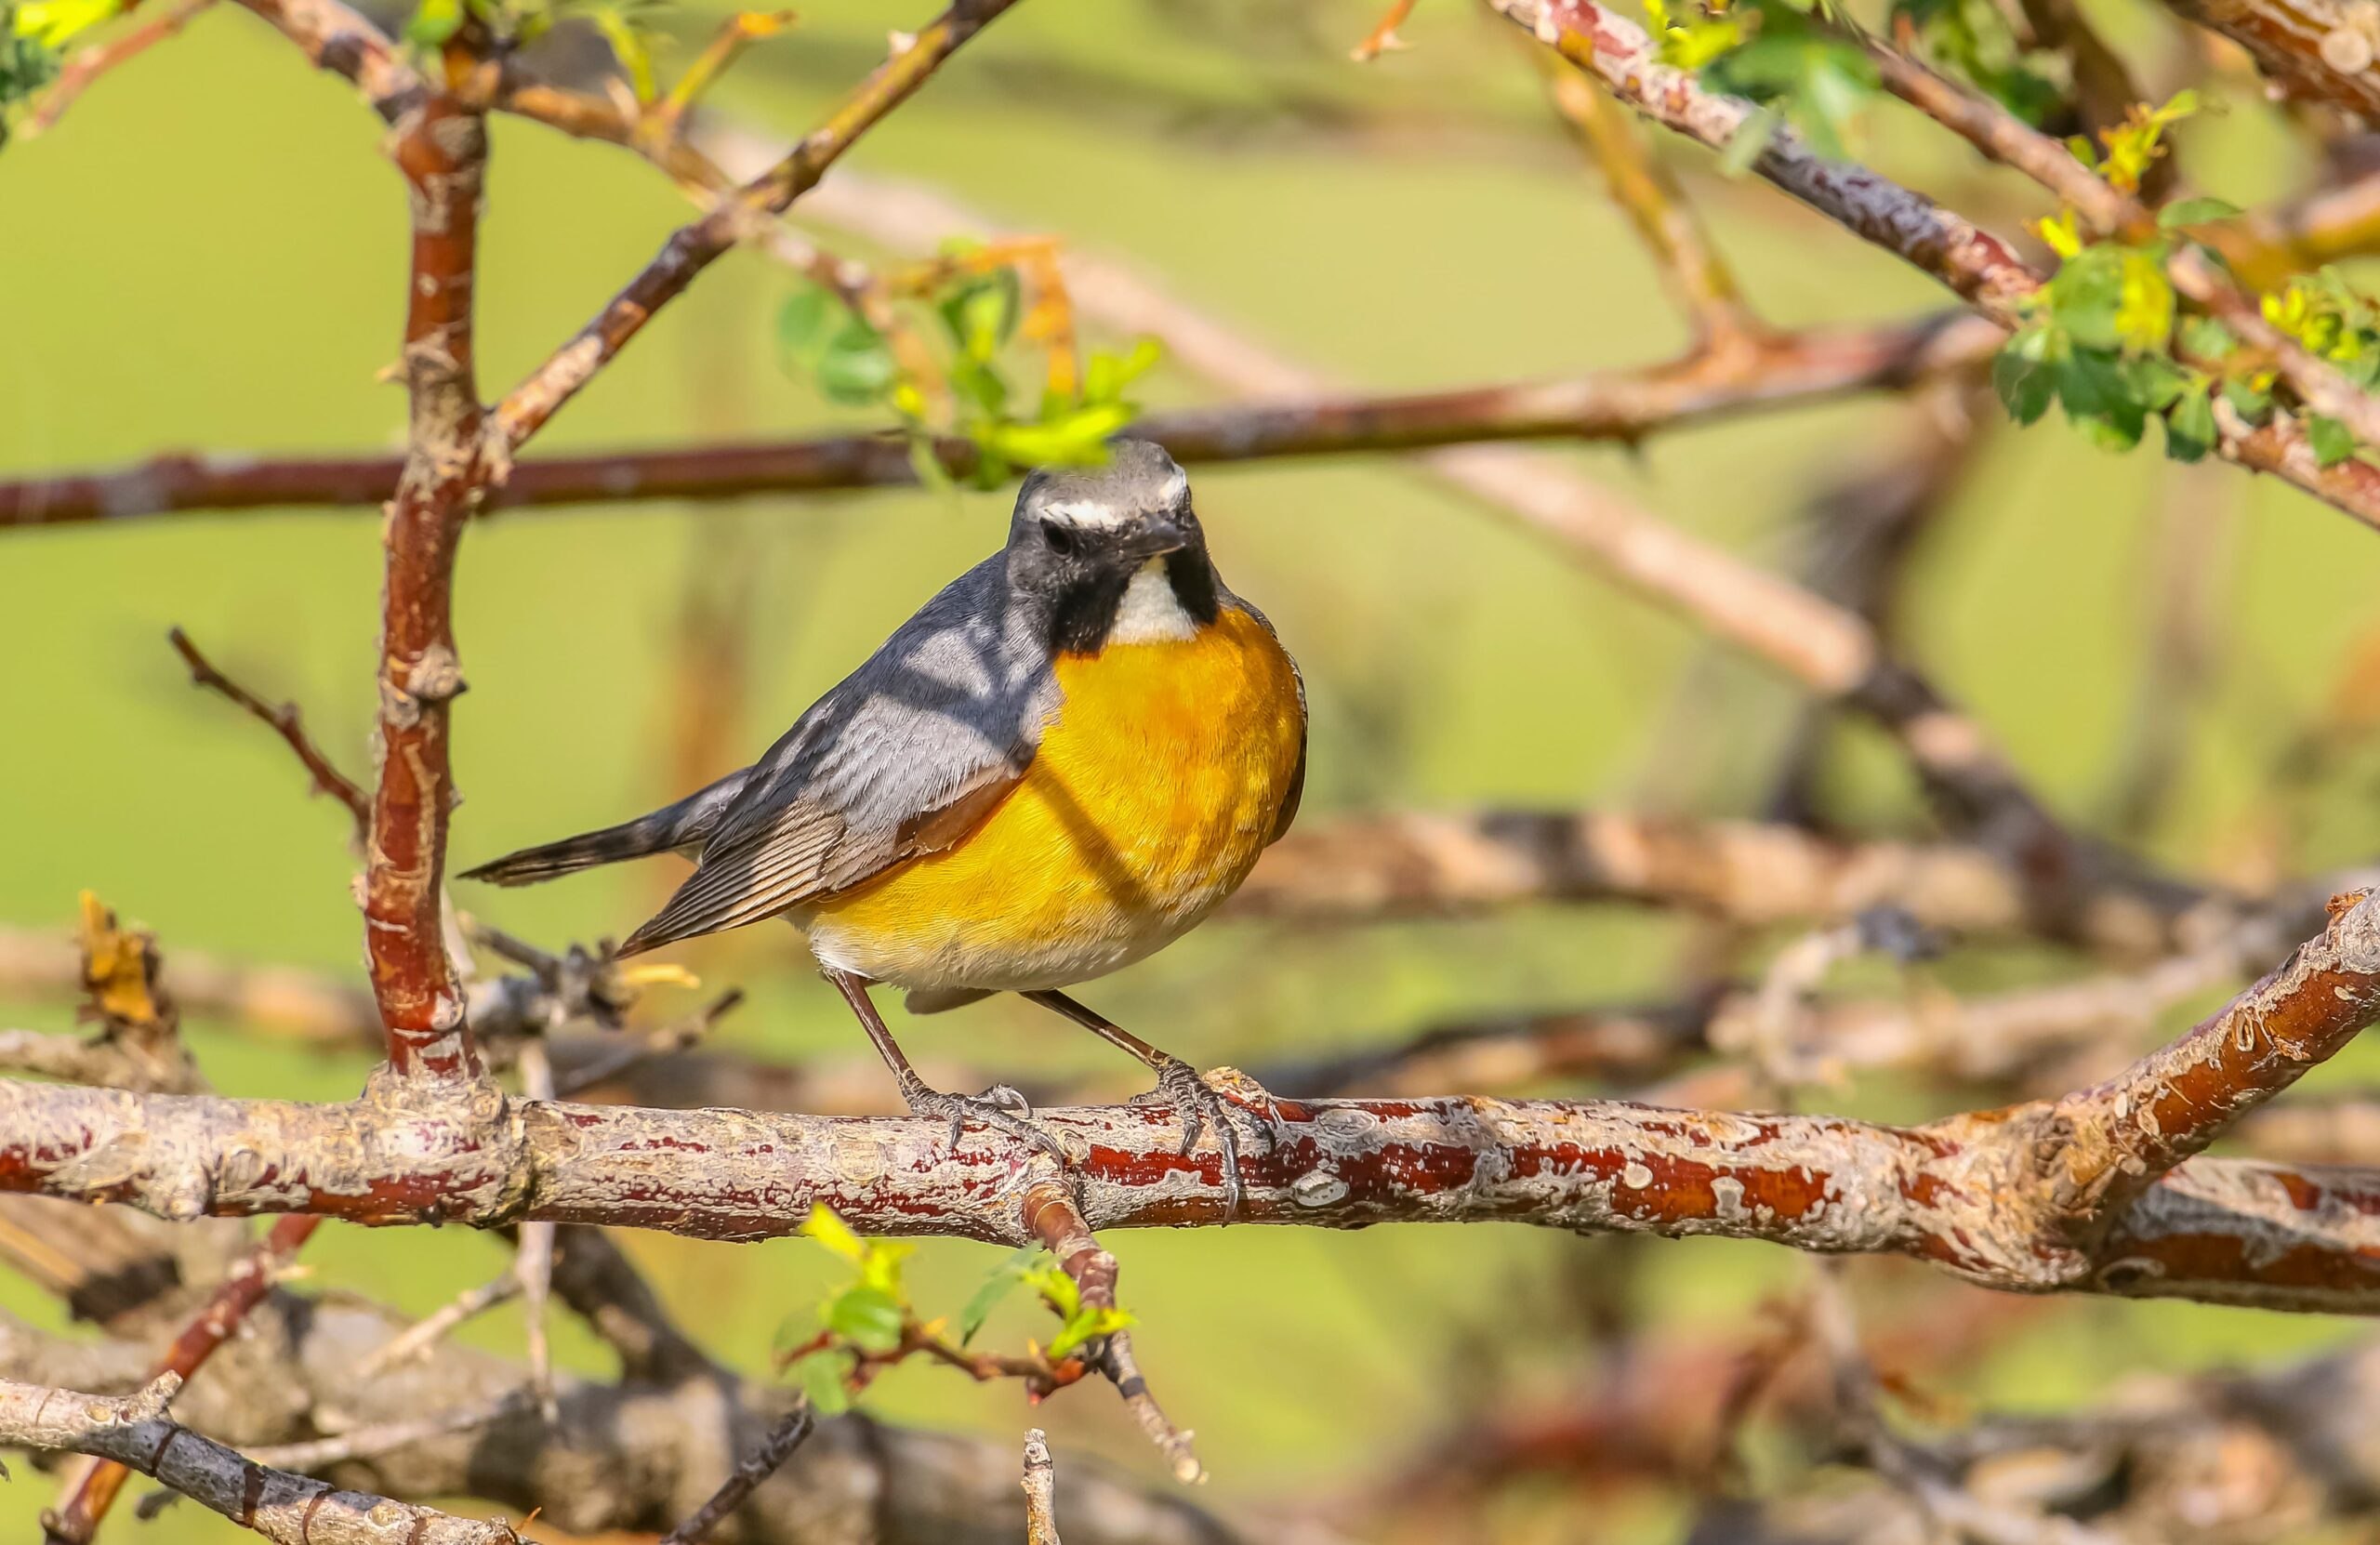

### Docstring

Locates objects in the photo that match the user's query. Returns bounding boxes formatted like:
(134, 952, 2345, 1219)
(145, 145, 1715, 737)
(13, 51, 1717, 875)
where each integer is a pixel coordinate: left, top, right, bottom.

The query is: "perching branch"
(2, 890, 2376, 1312)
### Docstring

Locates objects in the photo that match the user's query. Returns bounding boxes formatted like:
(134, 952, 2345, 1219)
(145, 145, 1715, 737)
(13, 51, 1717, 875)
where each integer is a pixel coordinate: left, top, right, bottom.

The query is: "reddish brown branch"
(167, 627, 369, 843)
(0, 316, 1993, 528)
(488, 0, 1019, 458)
(22, 0, 218, 137)
(2152, 0, 2380, 119)
(44, 1215, 322, 1545)
(0, 891, 2374, 1312)
(369, 93, 490, 1080)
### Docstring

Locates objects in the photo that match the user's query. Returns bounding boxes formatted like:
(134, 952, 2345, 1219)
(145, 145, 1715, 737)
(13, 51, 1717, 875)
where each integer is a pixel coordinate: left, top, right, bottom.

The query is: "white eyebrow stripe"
(1040, 498, 1130, 528)
(1159, 468, 1188, 505)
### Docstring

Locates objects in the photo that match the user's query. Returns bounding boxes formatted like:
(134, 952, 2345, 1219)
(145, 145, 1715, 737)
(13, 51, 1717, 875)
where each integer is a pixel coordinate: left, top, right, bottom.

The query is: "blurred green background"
(7, 0, 2380, 1537)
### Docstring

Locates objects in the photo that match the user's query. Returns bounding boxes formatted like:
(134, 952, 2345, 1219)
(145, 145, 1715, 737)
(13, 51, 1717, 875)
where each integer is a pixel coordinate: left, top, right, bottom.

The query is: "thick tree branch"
(0, 891, 2373, 1310)
(367, 89, 490, 1081)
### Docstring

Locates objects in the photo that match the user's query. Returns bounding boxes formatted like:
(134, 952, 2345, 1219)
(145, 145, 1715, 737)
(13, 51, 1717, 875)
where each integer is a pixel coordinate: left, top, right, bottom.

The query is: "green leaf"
(788, 1349, 853, 1415)
(957, 1247, 1045, 1346)
(800, 1203, 867, 1263)
(777, 286, 845, 362)
(826, 1285, 906, 1354)
(2157, 196, 2242, 230)
(1992, 326, 2056, 426)
(588, 4, 655, 99)
(982, 402, 1135, 467)
(2221, 375, 2273, 423)
(403, 0, 462, 46)
(1046, 1306, 1134, 1362)
(2164, 382, 2216, 463)
(1022, 1261, 1080, 1321)
(2178, 314, 2238, 363)
(815, 318, 896, 405)
(2307, 413, 2358, 468)
(937, 269, 1022, 363)
(2056, 350, 2146, 452)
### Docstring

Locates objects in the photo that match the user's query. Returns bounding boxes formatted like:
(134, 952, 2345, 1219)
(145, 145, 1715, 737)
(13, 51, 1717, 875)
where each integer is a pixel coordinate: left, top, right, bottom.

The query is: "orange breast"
(798, 604, 1304, 994)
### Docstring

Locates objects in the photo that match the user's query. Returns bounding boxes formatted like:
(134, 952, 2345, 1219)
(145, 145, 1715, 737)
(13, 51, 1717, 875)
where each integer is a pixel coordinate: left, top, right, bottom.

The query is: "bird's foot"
(900, 1079, 1071, 1164)
(1133, 1058, 1281, 1218)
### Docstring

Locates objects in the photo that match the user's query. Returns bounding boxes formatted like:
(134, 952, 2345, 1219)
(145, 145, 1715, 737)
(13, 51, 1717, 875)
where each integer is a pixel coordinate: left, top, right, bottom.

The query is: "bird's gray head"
(1006, 439, 1220, 655)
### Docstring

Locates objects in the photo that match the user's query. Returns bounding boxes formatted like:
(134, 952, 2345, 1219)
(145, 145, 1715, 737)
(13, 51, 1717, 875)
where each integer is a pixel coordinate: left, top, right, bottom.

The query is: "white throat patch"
(1108, 559, 1198, 644)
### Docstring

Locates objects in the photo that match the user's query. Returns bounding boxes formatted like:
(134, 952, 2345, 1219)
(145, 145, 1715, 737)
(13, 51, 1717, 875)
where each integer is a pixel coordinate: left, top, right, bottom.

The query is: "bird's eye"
(1040, 519, 1078, 557)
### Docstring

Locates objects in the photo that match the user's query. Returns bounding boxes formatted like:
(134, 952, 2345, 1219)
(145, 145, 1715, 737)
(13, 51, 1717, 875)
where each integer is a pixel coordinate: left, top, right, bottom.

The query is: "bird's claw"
(1140, 1058, 1279, 1219)
(903, 1082, 1069, 1164)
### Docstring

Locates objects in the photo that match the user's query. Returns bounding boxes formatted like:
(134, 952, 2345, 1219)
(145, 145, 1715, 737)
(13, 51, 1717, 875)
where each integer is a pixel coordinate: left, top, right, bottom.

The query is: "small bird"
(464, 440, 1306, 1202)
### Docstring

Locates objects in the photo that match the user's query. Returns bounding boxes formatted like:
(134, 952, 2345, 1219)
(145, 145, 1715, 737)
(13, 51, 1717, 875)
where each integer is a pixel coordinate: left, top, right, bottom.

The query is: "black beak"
(1123, 512, 1189, 560)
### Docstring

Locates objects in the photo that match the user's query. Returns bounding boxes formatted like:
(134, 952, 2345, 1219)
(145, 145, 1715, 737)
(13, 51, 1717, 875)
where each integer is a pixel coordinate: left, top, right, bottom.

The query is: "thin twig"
(488, 0, 1021, 457)
(655, 1403, 817, 1545)
(245, 1391, 533, 1472)
(167, 627, 369, 843)
(23, 0, 218, 137)
(352, 1271, 524, 1378)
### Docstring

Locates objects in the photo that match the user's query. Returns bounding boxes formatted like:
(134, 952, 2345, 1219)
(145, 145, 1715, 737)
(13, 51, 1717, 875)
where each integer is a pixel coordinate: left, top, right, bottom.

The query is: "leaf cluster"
(777, 242, 1162, 488)
(775, 1205, 1133, 1415)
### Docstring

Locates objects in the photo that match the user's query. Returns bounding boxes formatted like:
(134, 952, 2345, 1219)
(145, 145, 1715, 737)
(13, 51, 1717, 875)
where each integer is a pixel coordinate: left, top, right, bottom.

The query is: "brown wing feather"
(616, 753, 1031, 957)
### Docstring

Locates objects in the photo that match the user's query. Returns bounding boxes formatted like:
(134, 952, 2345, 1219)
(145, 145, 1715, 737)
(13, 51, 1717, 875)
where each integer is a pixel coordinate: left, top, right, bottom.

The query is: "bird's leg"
(1021, 989, 1277, 1216)
(825, 968, 1067, 1162)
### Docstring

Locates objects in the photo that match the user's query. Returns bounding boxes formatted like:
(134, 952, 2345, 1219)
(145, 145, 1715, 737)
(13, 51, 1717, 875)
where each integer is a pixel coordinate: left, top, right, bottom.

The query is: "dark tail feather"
(458, 768, 753, 888)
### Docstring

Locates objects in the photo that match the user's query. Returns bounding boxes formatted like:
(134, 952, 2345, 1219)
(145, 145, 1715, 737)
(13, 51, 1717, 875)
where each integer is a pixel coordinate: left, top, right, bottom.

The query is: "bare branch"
(22, 0, 218, 138)
(229, 0, 425, 122)
(1540, 55, 1765, 350)
(46, 1215, 324, 1544)
(488, 0, 1019, 457)
(657, 1402, 817, 1545)
(367, 86, 492, 1081)
(1237, 807, 2219, 957)
(0, 314, 1998, 529)
(3, 1374, 519, 1545)
(167, 627, 369, 844)
(1022, 1430, 1060, 1545)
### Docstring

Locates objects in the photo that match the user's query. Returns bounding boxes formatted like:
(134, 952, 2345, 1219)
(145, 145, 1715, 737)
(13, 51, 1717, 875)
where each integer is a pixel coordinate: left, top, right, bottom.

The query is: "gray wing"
(619, 557, 1058, 955)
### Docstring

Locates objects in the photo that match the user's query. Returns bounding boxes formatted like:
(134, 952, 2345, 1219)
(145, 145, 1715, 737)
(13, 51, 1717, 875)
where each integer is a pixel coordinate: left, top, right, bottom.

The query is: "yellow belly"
(797, 604, 1303, 994)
